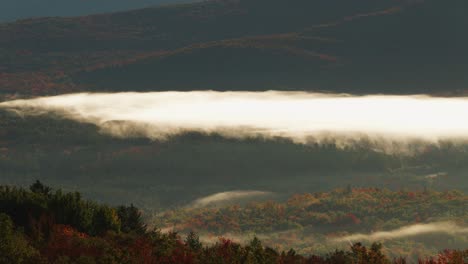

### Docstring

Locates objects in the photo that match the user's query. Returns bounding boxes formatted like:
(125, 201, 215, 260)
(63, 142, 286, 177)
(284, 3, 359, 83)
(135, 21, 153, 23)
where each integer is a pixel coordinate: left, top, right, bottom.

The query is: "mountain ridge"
(0, 0, 196, 23)
(1, 0, 466, 96)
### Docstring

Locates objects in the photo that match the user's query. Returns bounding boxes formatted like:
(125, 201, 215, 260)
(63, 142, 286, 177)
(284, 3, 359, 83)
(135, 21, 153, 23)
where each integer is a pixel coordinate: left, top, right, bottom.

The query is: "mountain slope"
(0, 0, 196, 22)
(1, 0, 467, 95)
(1, 109, 468, 209)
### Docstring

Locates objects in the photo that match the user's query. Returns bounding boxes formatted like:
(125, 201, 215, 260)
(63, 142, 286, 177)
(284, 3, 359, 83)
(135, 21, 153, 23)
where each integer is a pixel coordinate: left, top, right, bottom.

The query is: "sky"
(0, 0, 195, 22)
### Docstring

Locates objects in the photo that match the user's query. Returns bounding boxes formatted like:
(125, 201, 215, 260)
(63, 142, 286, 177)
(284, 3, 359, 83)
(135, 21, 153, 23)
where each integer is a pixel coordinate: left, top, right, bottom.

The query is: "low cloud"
(333, 222, 468, 242)
(2, 91, 468, 151)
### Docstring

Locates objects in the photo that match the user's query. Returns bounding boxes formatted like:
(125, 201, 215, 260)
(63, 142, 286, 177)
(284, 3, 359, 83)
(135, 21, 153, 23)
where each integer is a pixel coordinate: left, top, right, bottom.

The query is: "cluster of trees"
(1, 182, 466, 263)
(0, 181, 145, 237)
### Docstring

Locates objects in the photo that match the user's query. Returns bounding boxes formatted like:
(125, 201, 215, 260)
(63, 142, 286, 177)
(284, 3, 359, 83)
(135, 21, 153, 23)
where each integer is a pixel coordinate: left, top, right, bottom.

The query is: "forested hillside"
(0, 0, 194, 22)
(155, 188, 468, 259)
(0, 182, 466, 263)
(158, 188, 467, 234)
(1, 0, 467, 96)
(1, 109, 468, 210)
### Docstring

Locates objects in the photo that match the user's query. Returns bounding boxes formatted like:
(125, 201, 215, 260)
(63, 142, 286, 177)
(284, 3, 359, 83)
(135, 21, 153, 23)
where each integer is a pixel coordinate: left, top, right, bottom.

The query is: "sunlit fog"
(3, 91, 468, 144)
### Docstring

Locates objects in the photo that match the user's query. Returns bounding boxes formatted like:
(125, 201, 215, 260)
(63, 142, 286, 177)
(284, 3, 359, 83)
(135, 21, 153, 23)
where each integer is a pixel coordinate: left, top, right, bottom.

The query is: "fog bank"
(2, 91, 468, 146)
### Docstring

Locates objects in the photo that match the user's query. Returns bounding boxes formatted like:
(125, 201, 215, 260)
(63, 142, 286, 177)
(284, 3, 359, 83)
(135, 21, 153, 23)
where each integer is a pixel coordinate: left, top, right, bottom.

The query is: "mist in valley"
(3, 91, 468, 151)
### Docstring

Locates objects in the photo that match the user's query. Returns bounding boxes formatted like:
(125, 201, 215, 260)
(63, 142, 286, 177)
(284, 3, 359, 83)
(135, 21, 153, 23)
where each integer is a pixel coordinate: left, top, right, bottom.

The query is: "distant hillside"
(1, 0, 467, 95)
(0, 0, 196, 22)
(1, 109, 468, 210)
(155, 188, 468, 258)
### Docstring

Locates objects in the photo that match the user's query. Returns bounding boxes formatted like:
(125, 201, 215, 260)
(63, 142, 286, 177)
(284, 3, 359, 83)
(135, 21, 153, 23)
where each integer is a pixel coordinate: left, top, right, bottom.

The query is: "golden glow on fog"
(2, 91, 468, 141)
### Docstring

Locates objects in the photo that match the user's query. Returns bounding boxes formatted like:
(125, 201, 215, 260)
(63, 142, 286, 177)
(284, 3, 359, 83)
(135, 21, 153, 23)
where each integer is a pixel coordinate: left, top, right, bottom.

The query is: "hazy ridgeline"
(0, 0, 195, 22)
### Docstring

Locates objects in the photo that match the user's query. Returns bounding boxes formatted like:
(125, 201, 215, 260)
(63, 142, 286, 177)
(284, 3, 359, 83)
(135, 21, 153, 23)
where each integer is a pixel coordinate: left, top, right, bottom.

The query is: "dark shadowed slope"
(0, 0, 197, 22)
(0, 0, 467, 95)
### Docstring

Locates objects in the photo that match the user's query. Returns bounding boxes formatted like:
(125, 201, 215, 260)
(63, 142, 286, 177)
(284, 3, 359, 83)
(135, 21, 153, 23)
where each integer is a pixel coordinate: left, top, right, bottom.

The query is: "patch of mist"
(423, 172, 448, 179)
(189, 190, 274, 208)
(332, 222, 468, 242)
